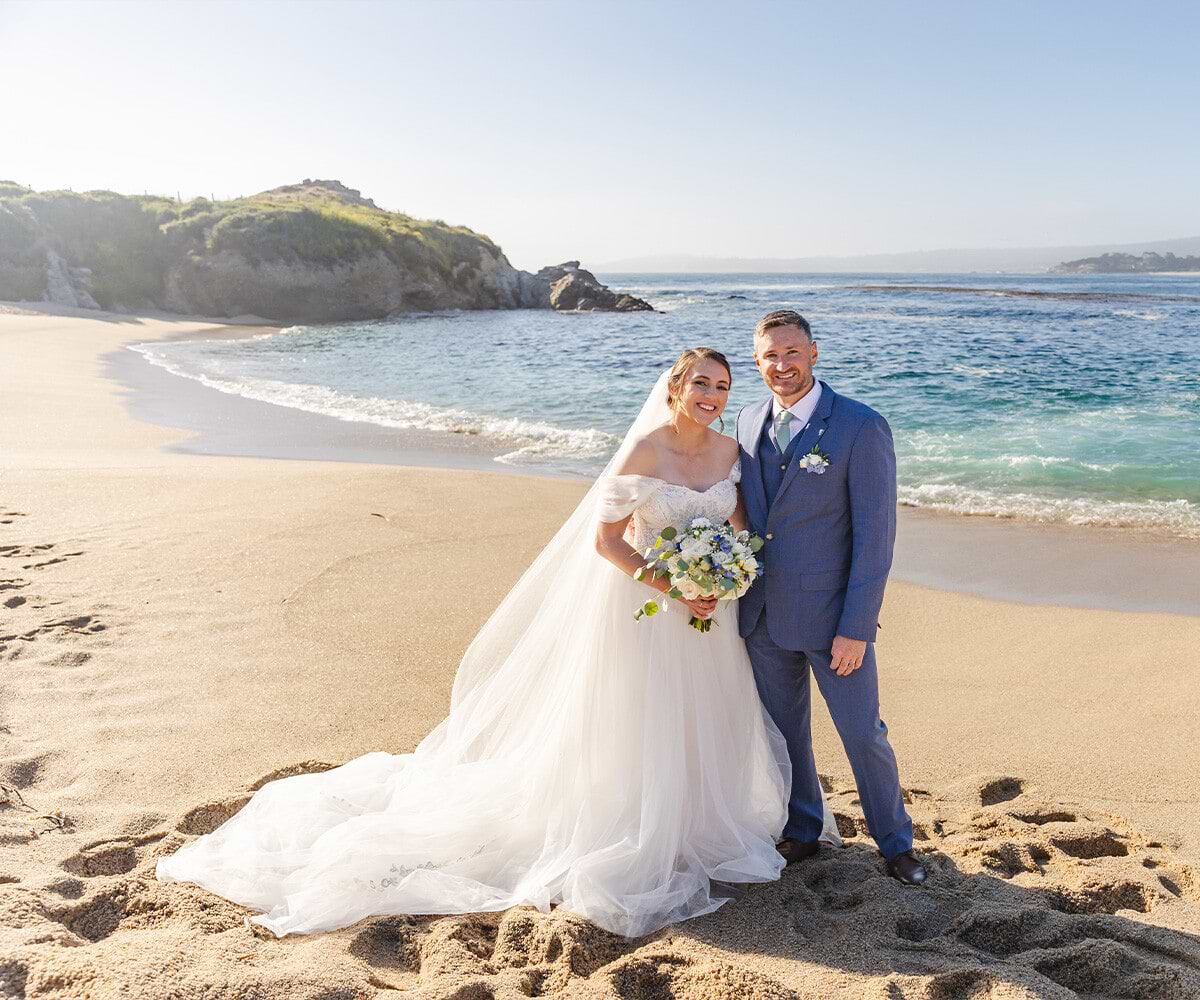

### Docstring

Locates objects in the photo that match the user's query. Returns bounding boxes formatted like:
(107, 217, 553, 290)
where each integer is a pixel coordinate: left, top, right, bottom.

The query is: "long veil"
(445, 370, 673, 718)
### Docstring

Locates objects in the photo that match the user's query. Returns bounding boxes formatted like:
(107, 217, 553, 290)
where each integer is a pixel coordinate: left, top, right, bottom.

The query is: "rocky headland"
(1052, 251, 1200, 274)
(0, 179, 653, 322)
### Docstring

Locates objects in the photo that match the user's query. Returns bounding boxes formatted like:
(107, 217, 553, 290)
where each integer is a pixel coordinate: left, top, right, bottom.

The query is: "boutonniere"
(798, 443, 831, 475)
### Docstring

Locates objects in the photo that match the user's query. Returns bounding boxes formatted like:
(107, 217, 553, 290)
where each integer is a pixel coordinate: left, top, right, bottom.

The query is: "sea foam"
(127, 341, 620, 468)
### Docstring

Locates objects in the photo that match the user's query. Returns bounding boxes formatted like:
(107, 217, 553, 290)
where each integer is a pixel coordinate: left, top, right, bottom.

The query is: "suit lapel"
(772, 381, 836, 508)
(738, 397, 772, 518)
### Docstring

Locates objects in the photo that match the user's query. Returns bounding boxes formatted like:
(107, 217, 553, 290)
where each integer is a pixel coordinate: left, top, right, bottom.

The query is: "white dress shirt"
(770, 379, 822, 450)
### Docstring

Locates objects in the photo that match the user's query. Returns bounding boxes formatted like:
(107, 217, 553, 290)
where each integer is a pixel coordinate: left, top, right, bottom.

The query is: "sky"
(2, 0, 1198, 271)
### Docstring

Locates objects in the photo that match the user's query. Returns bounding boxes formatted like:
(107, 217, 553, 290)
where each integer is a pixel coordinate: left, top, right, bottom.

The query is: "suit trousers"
(745, 613, 913, 859)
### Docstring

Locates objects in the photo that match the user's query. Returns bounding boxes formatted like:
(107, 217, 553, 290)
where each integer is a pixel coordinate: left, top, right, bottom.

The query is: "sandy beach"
(2, 304, 1199, 999)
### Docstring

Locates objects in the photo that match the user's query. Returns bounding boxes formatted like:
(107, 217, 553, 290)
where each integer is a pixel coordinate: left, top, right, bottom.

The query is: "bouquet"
(634, 517, 765, 632)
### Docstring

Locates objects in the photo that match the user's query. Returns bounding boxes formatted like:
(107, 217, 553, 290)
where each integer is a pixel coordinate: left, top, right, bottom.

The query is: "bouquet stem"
(689, 616, 716, 633)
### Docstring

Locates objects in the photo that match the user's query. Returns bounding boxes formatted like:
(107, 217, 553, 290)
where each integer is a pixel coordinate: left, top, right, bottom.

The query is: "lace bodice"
(628, 460, 741, 552)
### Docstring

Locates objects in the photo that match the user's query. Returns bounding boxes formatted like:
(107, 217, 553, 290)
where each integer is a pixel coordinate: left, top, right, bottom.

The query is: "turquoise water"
(130, 273, 1200, 537)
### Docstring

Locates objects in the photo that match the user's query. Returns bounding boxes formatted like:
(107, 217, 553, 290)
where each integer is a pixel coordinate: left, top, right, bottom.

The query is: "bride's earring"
(718, 414, 725, 432)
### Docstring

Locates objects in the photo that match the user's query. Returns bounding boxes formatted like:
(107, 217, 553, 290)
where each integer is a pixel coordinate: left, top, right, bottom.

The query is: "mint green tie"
(776, 409, 795, 452)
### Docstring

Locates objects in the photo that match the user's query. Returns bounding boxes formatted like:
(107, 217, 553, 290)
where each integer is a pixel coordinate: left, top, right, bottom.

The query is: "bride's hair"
(666, 347, 731, 431)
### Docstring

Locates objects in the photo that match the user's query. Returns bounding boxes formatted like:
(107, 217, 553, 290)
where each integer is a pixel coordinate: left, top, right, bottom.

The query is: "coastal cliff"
(0, 179, 653, 321)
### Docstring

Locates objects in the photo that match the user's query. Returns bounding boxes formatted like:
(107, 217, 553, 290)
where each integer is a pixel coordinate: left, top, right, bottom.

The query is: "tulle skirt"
(156, 561, 834, 939)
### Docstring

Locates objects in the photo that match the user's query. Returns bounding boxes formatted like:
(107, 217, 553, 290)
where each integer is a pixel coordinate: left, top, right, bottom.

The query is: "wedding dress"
(155, 372, 841, 939)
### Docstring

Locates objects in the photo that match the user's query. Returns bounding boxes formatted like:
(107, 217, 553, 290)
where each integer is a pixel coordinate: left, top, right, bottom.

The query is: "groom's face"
(754, 325, 818, 404)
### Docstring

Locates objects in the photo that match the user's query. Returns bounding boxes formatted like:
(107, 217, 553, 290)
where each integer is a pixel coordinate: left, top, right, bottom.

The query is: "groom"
(736, 309, 926, 886)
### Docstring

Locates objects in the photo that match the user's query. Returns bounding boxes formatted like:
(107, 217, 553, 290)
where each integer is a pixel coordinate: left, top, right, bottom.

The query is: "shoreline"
(105, 312, 1200, 617)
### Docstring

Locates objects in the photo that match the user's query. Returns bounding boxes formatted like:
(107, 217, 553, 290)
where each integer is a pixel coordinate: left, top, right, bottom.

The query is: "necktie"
(776, 409, 795, 452)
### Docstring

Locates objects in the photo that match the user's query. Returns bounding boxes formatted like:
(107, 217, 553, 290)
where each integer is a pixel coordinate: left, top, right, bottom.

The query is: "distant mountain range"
(596, 235, 1200, 274)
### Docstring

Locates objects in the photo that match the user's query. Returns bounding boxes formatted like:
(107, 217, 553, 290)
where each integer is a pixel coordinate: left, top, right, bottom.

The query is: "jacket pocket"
(799, 569, 850, 591)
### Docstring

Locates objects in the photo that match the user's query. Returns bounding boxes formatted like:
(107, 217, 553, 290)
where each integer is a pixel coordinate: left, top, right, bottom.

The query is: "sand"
(1, 304, 1198, 999)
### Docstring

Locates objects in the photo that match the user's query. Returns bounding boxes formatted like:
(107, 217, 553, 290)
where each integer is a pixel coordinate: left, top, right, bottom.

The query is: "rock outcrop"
(0, 180, 655, 321)
(535, 262, 654, 312)
(43, 249, 99, 310)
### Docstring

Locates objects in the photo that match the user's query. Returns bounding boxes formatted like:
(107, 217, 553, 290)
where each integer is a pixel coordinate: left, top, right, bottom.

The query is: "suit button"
(765, 532, 774, 540)
(779, 463, 787, 470)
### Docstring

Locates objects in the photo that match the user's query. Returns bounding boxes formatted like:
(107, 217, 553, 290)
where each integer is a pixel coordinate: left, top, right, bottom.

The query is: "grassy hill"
(0, 179, 544, 320)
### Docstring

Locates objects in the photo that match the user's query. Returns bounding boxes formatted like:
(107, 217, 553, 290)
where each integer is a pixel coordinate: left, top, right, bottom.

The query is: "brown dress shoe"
(776, 838, 820, 865)
(886, 850, 927, 885)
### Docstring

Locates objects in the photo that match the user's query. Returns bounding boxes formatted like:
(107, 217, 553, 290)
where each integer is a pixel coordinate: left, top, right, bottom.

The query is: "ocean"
(128, 273, 1200, 538)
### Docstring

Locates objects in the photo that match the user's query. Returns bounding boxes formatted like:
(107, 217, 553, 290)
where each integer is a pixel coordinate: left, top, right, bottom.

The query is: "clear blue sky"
(2, 0, 1197, 270)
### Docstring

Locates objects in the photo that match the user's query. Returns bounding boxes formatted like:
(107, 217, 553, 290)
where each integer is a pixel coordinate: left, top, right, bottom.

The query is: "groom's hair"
(754, 309, 812, 341)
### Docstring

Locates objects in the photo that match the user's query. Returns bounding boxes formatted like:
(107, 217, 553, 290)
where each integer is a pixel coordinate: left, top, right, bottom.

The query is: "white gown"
(156, 379, 840, 939)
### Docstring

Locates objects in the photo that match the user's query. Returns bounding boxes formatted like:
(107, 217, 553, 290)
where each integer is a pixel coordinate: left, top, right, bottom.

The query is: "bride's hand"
(679, 595, 718, 619)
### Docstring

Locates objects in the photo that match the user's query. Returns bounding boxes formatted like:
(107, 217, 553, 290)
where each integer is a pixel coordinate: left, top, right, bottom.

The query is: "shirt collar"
(771, 379, 822, 426)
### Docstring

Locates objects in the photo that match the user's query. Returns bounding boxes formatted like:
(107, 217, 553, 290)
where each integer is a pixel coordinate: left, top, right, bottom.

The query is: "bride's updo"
(665, 347, 732, 428)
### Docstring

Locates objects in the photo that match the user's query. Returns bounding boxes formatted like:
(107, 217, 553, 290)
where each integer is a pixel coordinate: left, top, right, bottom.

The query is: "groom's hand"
(830, 635, 866, 676)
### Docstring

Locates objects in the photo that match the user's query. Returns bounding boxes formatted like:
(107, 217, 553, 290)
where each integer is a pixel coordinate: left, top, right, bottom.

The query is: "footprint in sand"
(0, 543, 52, 557)
(717, 775, 1200, 998)
(136, 771, 1200, 1000)
(1, 753, 49, 790)
(0, 539, 85, 570)
(1, 614, 106, 647)
(173, 795, 254, 836)
(61, 841, 141, 879)
(45, 650, 92, 669)
(167, 762, 343, 837)
(25, 552, 85, 570)
(248, 760, 340, 790)
(346, 907, 642, 997)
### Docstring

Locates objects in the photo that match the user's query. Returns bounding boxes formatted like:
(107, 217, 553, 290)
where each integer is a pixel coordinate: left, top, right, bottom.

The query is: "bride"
(155, 347, 840, 939)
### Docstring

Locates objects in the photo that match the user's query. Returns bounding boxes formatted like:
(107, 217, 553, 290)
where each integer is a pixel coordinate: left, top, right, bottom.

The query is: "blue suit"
(736, 380, 912, 859)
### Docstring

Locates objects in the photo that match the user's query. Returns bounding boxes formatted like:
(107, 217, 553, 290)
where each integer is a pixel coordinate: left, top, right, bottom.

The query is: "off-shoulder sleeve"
(595, 474, 664, 523)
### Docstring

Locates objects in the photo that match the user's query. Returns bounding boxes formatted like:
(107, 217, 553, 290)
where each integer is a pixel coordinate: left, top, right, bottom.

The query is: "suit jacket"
(736, 380, 897, 649)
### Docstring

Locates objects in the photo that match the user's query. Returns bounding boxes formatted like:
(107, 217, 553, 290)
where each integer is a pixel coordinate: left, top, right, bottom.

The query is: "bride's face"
(675, 359, 731, 427)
